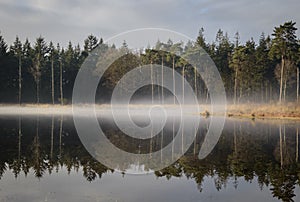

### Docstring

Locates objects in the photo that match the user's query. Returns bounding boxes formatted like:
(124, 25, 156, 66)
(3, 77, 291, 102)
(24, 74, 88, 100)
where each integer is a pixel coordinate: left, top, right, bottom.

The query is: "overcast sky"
(0, 0, 299, 48)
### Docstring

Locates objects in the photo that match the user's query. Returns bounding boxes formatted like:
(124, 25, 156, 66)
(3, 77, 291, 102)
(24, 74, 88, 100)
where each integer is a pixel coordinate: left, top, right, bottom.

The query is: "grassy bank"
(226, 103, 300, 120)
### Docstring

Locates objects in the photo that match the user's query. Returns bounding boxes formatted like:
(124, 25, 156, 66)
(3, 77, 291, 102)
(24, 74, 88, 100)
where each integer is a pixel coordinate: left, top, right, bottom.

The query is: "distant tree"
(229, 39, 257, 103)
(234, 32, 240, 48)
(0, 33, 18, 102)
(22, 39, 35, 103)
(242, 39, 256, 101)
(141, 49, 160, 103)
(63, 42, 77, 101)
(0, 32, 7, 56)
(83, 34, 102, 57)
(230, 45, 246, 104)
(10, 36, 23, 104)
(167, 42, 183, 104)
(0, 33, 9, 102)
(74, 44, 82, 64)
(155, 41, 169, 103)
(58, 45, 64, 105)
(269, 21, 298, 103)
(255, 33, 273, 102)
(121, 40, 129, 54)
(196, 27, 209, 52)
(48, 41, 59, 104)
(213, 29, 234, 99)
(30, 36, 48, 104)
(177, 57, 189, 104)
(0, 24, 300, 104)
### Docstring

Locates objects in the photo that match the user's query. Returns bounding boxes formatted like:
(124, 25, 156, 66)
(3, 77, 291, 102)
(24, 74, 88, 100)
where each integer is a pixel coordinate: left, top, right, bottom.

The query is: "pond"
(0, 114, 299, 202)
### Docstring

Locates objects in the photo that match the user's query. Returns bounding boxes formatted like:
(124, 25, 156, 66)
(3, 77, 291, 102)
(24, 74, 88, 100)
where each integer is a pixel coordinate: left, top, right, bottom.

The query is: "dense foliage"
(0, 21, 299, 104)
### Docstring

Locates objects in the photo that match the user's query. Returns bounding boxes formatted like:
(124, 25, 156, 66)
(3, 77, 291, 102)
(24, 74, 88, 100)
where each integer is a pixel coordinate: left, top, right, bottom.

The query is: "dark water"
(0, 115, 299, 202)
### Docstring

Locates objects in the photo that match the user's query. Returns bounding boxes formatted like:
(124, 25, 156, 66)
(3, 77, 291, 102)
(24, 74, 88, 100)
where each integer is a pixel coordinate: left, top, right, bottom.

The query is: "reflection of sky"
(0, 0, 299, 48)
(0, 166, 296, 202)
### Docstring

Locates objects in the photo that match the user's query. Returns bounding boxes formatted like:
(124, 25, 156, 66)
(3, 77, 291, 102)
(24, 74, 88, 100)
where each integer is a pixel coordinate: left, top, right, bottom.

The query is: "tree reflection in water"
(0, 116, 299, 202)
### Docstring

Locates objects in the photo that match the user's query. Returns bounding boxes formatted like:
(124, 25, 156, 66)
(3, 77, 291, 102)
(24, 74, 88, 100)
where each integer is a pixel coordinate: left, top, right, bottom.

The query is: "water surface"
(0, 115, 299, 202)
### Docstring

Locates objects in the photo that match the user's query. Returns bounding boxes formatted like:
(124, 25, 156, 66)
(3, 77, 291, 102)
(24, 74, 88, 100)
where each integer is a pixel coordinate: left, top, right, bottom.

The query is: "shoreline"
(225, 103, 300, 120)
(0, 103, 299, 120)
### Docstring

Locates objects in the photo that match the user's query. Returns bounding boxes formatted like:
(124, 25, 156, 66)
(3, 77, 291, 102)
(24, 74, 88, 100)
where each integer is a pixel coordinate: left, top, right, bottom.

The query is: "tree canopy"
(0, 22, 299, 104)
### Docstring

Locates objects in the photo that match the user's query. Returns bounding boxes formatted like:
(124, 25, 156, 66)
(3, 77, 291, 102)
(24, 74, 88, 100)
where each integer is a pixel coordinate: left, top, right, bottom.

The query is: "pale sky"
(0, 0, 299, 48)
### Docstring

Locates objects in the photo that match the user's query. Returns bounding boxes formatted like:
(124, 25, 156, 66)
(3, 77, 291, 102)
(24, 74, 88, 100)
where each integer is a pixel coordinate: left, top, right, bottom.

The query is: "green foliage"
(269, 21, 298, 61)
(0, 21, 299, 103)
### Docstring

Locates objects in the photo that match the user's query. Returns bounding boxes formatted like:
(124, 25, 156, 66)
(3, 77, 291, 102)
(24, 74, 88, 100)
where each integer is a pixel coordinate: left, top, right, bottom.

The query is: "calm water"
(0, 115, 299, 202)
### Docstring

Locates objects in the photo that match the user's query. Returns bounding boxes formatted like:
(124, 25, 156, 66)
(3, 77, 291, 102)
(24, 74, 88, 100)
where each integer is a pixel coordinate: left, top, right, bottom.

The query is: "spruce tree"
(31, 36, 48, 104)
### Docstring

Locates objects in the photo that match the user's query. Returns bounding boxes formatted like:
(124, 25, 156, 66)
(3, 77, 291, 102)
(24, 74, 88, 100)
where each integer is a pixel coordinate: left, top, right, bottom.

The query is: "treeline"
(0, 21, 299, 104)
(0, 34, 101, 103)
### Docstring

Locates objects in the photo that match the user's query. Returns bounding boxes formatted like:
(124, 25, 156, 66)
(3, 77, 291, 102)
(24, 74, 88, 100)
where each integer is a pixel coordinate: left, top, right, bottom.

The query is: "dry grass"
(227, 103, 300, 119)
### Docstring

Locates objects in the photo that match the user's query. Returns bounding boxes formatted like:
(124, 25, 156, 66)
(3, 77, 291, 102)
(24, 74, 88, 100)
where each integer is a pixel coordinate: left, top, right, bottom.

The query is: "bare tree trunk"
(18, 55, 22, 105)
(161, 56, 164, 104)
(182, 66, 185, 105)
(60, 59, 63, 105)
(234, 68, 238, 105)
(206, 89, 209, 104)
(150, 61, 154, 104)
(194, 66, 197, 100)
(283, 72, 287, 102)
(51, 57, 55, 105)
(205, 65, 209, 104)
(157, 69, 160, 102)
(297, 67, 299, 102)
(172, 56, 175, 160)
(247, 82, 250, 102)
(279, 56, 285, 104)
(37, 78, 40, 104)
(150, 125, 153, 158)
(172, 56, 175, 105)
(181, 121, 184, 154)
(270, 84, 272, 102)
(265, 82, 268, 103)
(239, 85, 242, 104)
(35, 55, 41, 105)
(160, 56, 164, 162)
